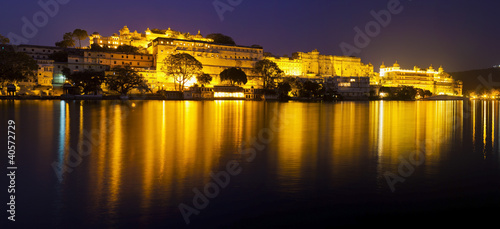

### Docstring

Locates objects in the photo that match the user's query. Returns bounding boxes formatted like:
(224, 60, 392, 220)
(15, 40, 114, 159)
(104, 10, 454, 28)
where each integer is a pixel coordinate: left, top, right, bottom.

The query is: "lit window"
(214, 92, 244, 98)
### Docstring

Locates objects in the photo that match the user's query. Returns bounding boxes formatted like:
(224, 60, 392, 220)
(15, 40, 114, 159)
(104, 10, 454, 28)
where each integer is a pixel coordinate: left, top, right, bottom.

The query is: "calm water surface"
(1, 100, 499, 228)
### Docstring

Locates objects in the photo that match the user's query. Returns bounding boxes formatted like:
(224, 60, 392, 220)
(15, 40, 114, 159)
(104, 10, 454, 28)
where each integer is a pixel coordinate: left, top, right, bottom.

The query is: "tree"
(162, 53, 202, 91)
(424, 90, 433, 97)
(61, 67, 71, 80)
(416, 88, 433, 98)
(253, 59, 283, 89)
(263, 52, 275, 57)
(106, 65, 147, 95)
(277, 82, 292, 98)
(0, 50, 38, 84)
(283, 77, 302, 97)
(381, 86, 419, 100)
(90, 43, 111, 52)
(0, 34, 9, 44)
(67, 70, 105, 95)
(197, 73, 212, 86)
(396, 86, 418, 100)
(72, 29, 88, 49)
(206, 33, 236, 45)
(116, 45, 140, 54)
(220, 67, 247, 86)
(300, 80, 322, 98)
(55, 32, 75, 48)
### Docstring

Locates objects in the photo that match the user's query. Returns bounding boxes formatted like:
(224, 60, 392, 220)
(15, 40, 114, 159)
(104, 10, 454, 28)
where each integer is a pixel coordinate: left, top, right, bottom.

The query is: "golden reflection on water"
(275, 101, 466, 192)
(108, 106, 123, 215)
(491, 100, 496, 154)
(376, 101, 463, 172)
(57, 101, 71, 175)
(275, 103, 308, 188)
(48, 100, 500, 216)
(470, 100, 500, 159)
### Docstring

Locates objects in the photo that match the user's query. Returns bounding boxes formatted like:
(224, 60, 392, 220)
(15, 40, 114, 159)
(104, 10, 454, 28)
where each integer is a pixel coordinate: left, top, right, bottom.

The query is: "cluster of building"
(2, 25, 463, 98)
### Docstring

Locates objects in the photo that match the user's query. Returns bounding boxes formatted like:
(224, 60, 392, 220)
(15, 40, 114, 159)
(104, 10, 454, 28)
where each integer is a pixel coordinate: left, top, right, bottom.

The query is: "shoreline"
(0, 95, 469, 102)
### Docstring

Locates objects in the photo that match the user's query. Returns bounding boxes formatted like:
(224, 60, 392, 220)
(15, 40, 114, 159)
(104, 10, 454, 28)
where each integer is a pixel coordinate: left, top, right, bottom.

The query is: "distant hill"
(450, 68, 500, 92)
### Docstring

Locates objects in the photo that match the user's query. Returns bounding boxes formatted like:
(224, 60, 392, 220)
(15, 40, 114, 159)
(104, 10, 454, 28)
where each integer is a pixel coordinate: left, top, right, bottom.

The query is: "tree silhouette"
(67, 70, 105, 95)
(106, 65, 147, 95)
(162, 53, 202, 91)
(220, 67, 247, 86)
(206, 33, 236, 45)
(277, 82, 292, 98)
(72, 29, 88, 49)
(0, 50, 37, 84)
(253, 59, 283, 89)
(55, 32, 75, 48)
(0, 34, 9, 44)
(196, 73, 212, 86)
(116, 45, 140, 54)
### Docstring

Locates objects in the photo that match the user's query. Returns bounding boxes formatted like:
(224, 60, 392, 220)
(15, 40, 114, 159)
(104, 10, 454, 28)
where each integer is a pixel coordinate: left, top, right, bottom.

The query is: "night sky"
(0, 0, 499, 72)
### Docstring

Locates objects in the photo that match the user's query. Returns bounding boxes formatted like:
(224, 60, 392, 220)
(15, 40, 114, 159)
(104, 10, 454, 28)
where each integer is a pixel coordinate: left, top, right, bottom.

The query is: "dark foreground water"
(1, 100, 499, 228)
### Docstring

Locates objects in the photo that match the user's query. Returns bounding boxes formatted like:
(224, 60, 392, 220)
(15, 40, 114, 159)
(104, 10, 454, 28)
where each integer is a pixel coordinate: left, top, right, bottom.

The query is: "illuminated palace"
(89, 26, 215, 49)
(7, 25, 463, 98)
(265, 49, 374, 78)
(265, 50, 375, 99)
(87, 26, 377, 97)
(374, 62, 463, 96)
(89, 26, 264, 89)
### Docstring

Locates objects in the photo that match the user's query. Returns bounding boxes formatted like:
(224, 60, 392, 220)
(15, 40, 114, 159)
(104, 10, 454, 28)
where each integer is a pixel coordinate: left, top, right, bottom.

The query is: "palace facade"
(374, 62, 463, 96)
(91, 26, 265, 89)
(2, 25, 463, 98)
(150, 37, 263, 86)
(265, 49, 374, 78)
(89, 26, 214, 49)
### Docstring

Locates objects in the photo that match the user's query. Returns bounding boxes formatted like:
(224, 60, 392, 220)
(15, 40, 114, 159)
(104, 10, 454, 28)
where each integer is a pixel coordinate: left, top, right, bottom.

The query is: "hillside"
(450, 68, 500, 92)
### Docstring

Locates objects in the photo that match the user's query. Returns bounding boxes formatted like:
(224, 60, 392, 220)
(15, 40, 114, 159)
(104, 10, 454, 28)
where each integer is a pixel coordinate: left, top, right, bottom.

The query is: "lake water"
(1, 100, 500, 228)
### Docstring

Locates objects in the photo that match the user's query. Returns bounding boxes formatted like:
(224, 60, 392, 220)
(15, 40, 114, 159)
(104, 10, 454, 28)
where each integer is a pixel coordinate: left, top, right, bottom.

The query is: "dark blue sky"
(1, 0, 499, 71)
